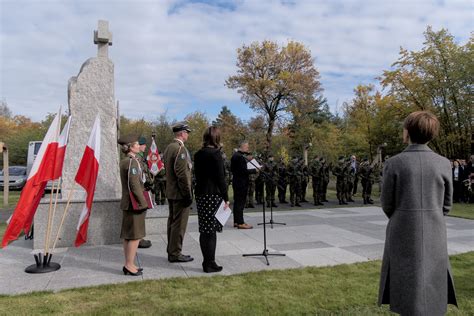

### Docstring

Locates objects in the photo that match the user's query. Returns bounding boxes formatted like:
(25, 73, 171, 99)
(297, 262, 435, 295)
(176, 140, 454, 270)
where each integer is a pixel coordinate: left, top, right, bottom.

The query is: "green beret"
(138, 136, 147, 145)
(118, 134, 139, 145)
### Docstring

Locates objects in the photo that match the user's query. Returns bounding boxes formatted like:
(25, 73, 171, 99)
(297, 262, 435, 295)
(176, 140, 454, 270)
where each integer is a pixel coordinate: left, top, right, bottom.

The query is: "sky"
(0, 0, 472, 123)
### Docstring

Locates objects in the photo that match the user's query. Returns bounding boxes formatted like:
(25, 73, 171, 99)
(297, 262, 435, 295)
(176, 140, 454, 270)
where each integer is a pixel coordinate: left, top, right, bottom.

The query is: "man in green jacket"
(163, 122, 194, 263)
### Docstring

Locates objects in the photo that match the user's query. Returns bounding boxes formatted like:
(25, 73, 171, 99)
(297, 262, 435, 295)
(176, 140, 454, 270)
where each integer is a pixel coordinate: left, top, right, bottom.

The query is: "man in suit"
(231, 141, 257, 229)
(163, 122, 194, 263)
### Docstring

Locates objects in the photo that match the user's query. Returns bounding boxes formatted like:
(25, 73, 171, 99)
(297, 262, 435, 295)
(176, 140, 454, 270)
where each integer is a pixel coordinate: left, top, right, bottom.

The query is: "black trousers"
(199, 232, 217, 265)
(233, 184, 247, 224)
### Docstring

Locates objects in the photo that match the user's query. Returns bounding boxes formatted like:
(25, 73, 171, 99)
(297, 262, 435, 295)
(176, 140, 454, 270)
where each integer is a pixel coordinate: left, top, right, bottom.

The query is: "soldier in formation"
(300, 159, 309, 203)
(153, 158, 166, 205)
(288, 157, 302, 207)
(359, 158, 374, 204)
(309, 155, 324, 206)
(277, 158, 288, 204)
(246, 173, 257, 208)
(333, 156, 348, 205)
(263, 154, 279, 208)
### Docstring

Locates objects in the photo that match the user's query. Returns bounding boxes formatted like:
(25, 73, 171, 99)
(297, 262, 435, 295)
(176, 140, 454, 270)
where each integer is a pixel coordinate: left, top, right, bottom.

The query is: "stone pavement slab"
(0, 206, 472, 295)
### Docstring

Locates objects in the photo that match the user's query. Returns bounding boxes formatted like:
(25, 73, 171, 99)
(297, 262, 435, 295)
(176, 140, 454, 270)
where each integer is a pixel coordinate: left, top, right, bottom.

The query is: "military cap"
(118, 134, 140, 145)
(172, 122, 192, 133)
(138, 136, 147, 145)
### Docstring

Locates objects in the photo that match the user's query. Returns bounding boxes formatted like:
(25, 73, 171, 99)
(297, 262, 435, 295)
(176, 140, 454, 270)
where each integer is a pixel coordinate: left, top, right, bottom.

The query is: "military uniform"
(309, 157, 323, 205)
(333, 157, 348, 205)
(345, 159, 355, 202)
(301, 163, 309, 202)
(359, 159, 374, 204)
(153, 167, 166, 205)
(288, 158, 302, 207)
(246, 173, 257, 208)
(277, 160, 288, 203)
(263, 157, 279, 207)
(255, 171, 264, 204)
(320, 159, 330, 202)
(163, 123, 194, 262)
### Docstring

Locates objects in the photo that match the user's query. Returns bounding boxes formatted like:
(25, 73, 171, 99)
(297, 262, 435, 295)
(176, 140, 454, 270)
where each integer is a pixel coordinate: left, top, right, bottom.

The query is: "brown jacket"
(120, 155, 148, 210)
(163, 139, 192, 200)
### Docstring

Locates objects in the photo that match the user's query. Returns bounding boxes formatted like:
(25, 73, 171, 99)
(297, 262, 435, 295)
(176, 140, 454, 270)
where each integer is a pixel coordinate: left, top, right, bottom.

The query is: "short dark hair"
(202, 126, 221, 148)
(403, 111, 439, 144)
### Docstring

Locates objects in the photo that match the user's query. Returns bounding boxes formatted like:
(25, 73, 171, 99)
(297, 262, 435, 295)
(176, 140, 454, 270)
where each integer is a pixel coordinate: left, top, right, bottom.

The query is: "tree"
(0, 100, 12, 118)
(226, 40, 322, 155)
(213, 106, 247, 157)
(380, 27, 473, 158)
(184, 111, 209, 155)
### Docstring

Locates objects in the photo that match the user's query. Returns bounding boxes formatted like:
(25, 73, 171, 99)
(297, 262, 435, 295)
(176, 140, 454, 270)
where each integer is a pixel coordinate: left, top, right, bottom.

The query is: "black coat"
(194, 147, 229, 202)
(230, 151, 256, 190)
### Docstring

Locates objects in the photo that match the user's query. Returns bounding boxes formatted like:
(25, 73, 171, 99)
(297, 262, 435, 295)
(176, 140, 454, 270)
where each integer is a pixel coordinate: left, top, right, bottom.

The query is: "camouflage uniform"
(359, 160, 374, 204)
(255, 172, 264, 205)
(320, 159, 330, 202)
(263, 158, 279, 207)
(300, 162, 309, 202)
(333, 158, 348, 205)
(277, 160, 288, 203)
(246, 173, 257, 208)
(345, 159, 355, 202)
(288, 159, 302, 207)
(309, 157, 323, 205)
(154, 167, 166, 205)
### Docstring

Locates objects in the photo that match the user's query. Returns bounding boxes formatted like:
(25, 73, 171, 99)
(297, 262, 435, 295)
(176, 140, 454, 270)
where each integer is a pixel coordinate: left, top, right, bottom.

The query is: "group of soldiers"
(233, 154, 381, 208)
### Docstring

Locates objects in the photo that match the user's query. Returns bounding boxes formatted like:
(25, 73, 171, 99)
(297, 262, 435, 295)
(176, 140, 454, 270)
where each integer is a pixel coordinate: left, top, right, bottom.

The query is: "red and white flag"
(2, 110, 61, 248)
(74, 116, 101, 247)
(53, 116, 72, 179)
(147, 138, 163, 176)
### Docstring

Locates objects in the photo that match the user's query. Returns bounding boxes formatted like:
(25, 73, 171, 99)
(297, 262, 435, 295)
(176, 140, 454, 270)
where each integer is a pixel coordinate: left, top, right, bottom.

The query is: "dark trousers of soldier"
(321, 180, 329, 201)
(167, 199, 190, 258)
(312, 177, 321, 205)
(352, 176, 359, 195)
(290, 181, 301, 206)
(345, 181, 354, 201)
(301, 180, 308, 201)
(247, 183, 255, 207)
(265, 182, 277, 205)
(361, 179, 373, 203)
(255, 181, 264, 204)
(278, 181, 287, 203)
(233, 184, 247, 225)
(336, 178, 346, 203)
(154, 181, 166, 204)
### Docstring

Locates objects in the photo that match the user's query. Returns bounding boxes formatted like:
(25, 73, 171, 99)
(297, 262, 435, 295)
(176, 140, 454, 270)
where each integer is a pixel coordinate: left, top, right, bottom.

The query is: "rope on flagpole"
(51, 185, 76, 253)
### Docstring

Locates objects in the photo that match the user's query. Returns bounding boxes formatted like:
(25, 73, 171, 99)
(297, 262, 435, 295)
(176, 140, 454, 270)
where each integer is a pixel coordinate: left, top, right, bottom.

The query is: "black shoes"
(168, 254, 194, 263)
(202, 262, 223, 273)
(123, 266, 143, 276)
(138, 239, 152, 248)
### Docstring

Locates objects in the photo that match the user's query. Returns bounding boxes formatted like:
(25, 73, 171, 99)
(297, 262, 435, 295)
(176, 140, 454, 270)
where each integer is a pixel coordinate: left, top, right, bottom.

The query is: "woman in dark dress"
(194, 126, 230, 273)
(118, 135, 149, 276)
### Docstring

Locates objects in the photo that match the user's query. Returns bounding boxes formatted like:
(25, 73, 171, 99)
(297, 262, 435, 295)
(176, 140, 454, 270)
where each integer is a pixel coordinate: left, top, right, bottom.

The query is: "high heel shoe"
(202, 262, 223, 273)
(123, 266, 143, 276)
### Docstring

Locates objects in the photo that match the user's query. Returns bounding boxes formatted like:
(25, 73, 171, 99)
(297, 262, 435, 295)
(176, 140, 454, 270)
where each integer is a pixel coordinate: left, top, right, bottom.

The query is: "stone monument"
(34, 20, 122, 249)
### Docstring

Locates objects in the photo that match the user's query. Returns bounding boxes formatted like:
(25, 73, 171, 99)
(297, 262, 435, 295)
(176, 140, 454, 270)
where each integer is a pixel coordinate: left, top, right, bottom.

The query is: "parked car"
(0, 166, 28, 190)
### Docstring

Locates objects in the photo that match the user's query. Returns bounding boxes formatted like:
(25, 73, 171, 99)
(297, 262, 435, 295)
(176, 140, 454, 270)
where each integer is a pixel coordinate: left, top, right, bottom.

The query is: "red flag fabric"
(1, 111, 61, 248)
(147, 138, 163, 176)
(74, 116, 101, 247)
(53, 116, 72, 179)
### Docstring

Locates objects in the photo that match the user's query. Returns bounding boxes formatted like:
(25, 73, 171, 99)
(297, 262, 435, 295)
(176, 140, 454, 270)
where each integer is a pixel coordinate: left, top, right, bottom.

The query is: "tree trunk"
(265, 115, 275, 157)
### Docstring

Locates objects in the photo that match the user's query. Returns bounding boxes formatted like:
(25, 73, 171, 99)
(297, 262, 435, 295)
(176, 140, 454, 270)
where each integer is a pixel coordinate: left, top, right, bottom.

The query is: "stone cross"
(94, 20, 113, 58)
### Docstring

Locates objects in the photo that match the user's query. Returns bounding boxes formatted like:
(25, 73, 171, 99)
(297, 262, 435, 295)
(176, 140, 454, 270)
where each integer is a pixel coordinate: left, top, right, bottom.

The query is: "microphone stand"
(243, 157, 285, 265)
(257, 166, 286, 228)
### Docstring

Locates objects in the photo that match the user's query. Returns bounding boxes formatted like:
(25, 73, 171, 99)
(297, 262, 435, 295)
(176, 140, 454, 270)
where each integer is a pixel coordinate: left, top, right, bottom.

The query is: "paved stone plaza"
(0, 206, 473, 295)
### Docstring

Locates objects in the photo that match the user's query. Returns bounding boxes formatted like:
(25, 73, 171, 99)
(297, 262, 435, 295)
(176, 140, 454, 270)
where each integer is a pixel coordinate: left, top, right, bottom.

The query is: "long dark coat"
(378, 144, 457, 315)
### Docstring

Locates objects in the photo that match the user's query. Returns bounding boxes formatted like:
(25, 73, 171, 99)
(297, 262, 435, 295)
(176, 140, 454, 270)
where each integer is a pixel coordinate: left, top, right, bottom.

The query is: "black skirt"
(195, 194, 223, 233)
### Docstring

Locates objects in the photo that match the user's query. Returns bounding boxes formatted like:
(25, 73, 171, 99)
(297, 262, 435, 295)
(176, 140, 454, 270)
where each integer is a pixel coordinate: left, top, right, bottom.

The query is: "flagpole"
(51, 185, 76, 253)
(47, 177, 62, 250)
(43, 108, 62, 256)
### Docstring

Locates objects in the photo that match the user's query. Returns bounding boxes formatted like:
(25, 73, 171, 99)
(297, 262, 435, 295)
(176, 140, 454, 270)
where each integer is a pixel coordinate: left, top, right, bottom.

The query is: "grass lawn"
(449, 203, 474, 220)
(0, 252, 472, 315)
(0, 191, 20, 211)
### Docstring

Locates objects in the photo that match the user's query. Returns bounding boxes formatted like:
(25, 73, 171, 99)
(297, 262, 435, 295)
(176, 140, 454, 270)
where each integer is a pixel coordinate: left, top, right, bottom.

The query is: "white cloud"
(0, 0, 472, 122)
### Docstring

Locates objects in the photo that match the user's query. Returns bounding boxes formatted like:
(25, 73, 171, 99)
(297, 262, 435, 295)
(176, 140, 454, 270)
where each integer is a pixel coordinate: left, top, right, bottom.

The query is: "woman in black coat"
(194, 126, 229, 273)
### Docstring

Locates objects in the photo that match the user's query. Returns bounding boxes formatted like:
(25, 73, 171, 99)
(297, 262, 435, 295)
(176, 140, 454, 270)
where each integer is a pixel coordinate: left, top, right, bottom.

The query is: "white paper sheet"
(215, 201, 232, 226)
(247, 158, 261, 170)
